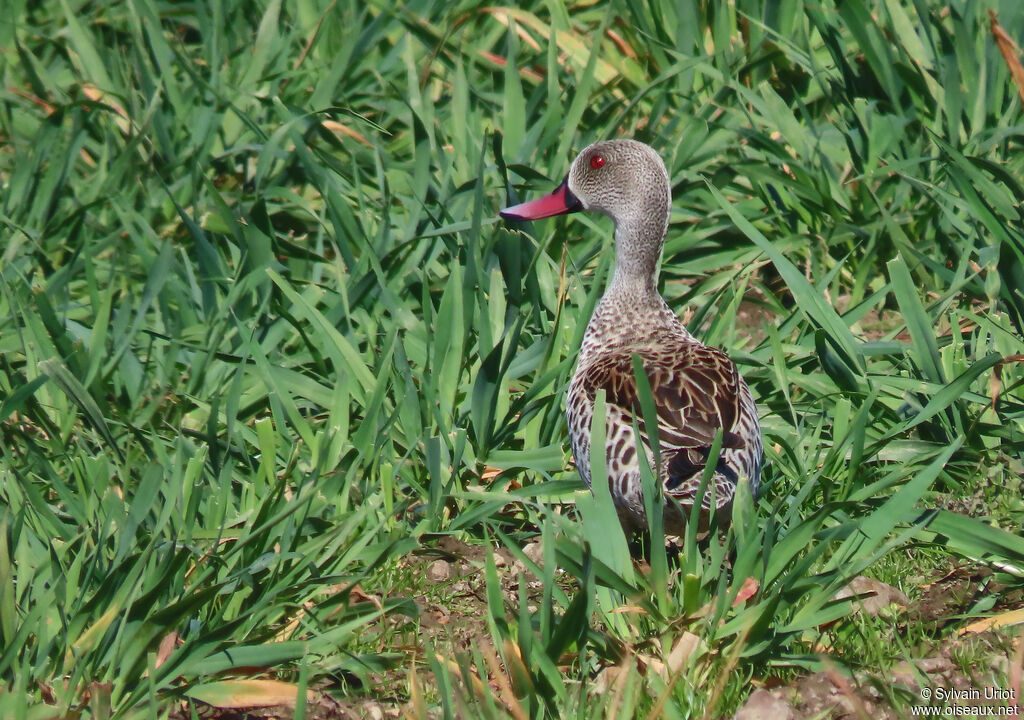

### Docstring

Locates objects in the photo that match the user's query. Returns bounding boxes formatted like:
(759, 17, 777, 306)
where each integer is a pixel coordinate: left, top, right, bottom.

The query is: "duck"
(500, 139, 762, 534)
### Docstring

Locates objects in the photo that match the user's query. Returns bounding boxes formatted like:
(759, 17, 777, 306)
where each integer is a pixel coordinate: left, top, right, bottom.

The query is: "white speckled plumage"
(502, 140, 762, 534)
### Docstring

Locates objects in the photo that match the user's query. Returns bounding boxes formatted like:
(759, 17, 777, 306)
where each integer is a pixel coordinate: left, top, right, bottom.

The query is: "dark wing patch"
(578, 341, 743, 454)
(666, 448, 738, 490)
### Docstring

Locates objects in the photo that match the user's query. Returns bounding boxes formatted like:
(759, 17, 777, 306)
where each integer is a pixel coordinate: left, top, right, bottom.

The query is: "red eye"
(590, 154, 605, 169)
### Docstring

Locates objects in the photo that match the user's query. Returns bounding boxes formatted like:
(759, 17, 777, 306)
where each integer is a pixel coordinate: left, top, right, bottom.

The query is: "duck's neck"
(579, 214, 686, 357)
(605, 210, 668, 307)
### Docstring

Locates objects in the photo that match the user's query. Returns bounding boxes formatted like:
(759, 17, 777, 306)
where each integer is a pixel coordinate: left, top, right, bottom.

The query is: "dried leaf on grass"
(635, 631, 705, 683)
(666, 632, 704, 676)
(732, 577, 760, 607)
(155, 631, 180, 669)
(480, 466, 504, 481)
(184, 679, 313, 709)
(990, 11, 1024, 105)
(990, 354, 1024, 410)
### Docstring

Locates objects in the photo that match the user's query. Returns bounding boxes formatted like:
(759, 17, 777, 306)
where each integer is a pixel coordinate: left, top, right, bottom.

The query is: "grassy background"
(2, 0, 1024, 717)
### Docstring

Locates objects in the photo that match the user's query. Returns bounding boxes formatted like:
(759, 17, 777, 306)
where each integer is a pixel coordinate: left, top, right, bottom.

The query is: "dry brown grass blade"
(440, 655, 486, 700)
(603, 655, 635, 719)
(958, 607, 1024, 635)
(292, 0, 336, 73)
(475, 50, 545, 83)
(483, 640, 528, 720)
(6, 87, 56, 115)
(698, 623, 752, 720)
(81, 83, 131, 136)
(406, 660, 427, 720)
(436, 644, 526, 720)
(482, 7, 633, 89)
(608, 604, 649, 615)
(186, 679, 314, 709)
(605, 29, 637, 60)
(185, 537, 238, 580)
(500, 638, 536, 699)
(274, 581, 373, 641)
(990, 10, 1024, 106)
(320, 119, 373, 147)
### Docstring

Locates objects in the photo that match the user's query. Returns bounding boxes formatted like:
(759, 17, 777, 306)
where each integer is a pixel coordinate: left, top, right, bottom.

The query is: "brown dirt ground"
(172, 541, 1023, 720)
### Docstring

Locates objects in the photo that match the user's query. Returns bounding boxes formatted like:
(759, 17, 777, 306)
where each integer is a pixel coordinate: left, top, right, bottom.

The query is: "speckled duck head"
(500, 140, 671, 282)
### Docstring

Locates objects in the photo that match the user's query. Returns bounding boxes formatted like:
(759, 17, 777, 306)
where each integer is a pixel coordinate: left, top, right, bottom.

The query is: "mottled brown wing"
(578, 343, 743, 452)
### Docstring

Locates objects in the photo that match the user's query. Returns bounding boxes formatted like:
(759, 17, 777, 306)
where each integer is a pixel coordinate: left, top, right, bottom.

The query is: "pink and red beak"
(500, 176, 583, 221)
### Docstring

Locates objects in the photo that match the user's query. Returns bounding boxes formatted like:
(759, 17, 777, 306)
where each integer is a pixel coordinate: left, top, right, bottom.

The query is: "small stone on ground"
(734, 688, 794, 720)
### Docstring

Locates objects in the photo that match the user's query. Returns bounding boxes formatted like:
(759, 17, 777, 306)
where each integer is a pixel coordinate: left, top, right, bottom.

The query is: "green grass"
(2, 0, 1024, 717)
